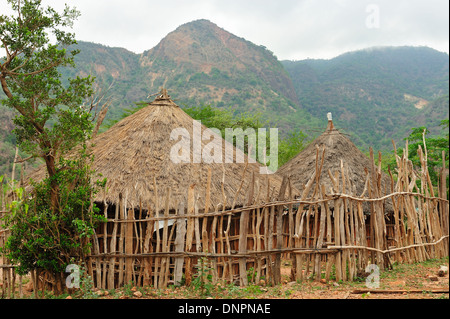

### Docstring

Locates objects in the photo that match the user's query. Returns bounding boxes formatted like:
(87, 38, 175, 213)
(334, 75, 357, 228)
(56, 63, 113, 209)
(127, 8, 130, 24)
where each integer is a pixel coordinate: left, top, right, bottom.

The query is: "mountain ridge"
(0, 19, 448, 177)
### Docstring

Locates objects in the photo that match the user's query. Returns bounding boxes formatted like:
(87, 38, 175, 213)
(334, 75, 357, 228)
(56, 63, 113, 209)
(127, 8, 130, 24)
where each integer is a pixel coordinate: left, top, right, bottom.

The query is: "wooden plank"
(164, 214, 176, 287)
(388, 167, 401, 263)
(267, 204, 275, 285)
(352, 288, 449, 294)
(125, 207, 134, 284)
(304, 206, 311, 278)
(250, 207, 257, 283)
(102, 202, 108, 289)
(369, 148, 384, 267)
(224, 213, 233, 283)
(294, 207, 305, 282)
(118, 194, 126, 287)
(274, 176, 288, 285)
(218, 213, 225, 281)
(108, 201, 120, 290)
(334, 197, 342, 282)
(314, 185, 327, 281)
(238, 172, 255, 286)
(202, 167, 212, 254)
(273, 177, 289, 285)
(159, 187, 171, 288)
(174, 201, 186, 286)
(185, 184, 195, 286)
(339, 160, 348, 282)
(310, 146, 324, 279)
(210, 206, 219, 284)
(263, 178, 270, 285)
(92, 231, 102, 288)
(194, 196, 201, 253)
(440, 151, 449, 241)
(143, 202, 154, 286)
(153, 177, 160, 288)
(135, 199, 144, 285)
(288, 179, 296, 281)
(255, 207, 263, 284)
(348, 196, 356, 280)
(357, 201, 368, 269)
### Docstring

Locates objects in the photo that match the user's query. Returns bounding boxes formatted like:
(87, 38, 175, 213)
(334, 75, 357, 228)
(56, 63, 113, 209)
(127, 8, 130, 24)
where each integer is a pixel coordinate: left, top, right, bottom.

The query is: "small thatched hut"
(277, 114, 392, 212)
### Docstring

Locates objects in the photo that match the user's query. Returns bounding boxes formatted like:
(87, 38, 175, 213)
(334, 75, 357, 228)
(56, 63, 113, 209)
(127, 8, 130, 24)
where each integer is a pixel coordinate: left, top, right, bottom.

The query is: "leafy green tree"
(0, 0, 107, 293)
(278, 130, 308, 167)
(1, 0, 96, 211)
(183, 105, 309, 167)
(183, 104, 268, 136)
(2, 148, 106, 294)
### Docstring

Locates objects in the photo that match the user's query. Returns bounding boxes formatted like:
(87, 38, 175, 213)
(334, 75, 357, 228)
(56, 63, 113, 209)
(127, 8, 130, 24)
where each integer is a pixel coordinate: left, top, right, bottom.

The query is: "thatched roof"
(26, 89, 291, 212)
(277, 118, 393, 212)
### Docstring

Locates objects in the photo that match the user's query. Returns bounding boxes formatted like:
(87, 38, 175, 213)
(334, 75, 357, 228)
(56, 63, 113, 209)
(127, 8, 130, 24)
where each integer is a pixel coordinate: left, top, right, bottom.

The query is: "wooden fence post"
(174, 201, 186, 286)
(238, 172, 255, 286)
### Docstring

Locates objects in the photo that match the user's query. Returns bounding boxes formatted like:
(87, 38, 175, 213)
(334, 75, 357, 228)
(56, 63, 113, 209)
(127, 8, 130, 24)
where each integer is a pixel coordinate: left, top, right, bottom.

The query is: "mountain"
(64, 20, 306, 129)
(0, 19, 448, 177)
(61, 41, 144, 121)
(282, 46, 449, 150)
(140, 19, 299, 110)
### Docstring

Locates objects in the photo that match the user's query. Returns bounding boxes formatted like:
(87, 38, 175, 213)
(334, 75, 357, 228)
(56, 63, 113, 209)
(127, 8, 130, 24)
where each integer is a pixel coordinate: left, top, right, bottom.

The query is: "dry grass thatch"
(277, 120, 393, 212)
(26, 90, 292, 212)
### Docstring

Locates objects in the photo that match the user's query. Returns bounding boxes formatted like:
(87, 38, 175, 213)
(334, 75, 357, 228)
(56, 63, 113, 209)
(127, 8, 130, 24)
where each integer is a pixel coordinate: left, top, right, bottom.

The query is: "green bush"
(1, 146, 106, 290)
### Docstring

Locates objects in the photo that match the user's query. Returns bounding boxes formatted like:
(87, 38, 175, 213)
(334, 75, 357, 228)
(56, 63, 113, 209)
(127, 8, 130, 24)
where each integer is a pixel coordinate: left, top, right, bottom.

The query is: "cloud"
(5, 0, 449, 60)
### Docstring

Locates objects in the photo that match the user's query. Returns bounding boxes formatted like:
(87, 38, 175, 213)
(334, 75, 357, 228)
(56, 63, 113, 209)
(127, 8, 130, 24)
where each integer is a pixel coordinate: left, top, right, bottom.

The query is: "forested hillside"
(282, 46, 449, 150)
(1, 20, 448, 177)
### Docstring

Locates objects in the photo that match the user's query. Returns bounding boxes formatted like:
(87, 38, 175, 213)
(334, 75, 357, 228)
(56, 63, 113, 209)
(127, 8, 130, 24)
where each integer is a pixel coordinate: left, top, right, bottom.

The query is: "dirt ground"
(96, 257, 449, 300)
(7, 257, 448, 300)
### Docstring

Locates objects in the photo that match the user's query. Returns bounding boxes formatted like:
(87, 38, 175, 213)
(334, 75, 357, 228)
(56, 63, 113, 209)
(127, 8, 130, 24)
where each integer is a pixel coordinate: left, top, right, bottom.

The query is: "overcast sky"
(2, 0, 449, 60)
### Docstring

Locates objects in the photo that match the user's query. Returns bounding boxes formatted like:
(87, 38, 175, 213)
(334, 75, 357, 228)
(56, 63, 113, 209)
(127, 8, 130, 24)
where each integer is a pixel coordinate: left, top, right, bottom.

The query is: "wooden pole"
(108, 200, 120, 289)
(143, 202, 154, 286)
(273, 176, 288, 285)
(185, 184, 195, 286)
(153, 178, 160, 288)
(125, 207, 134, 285)
(159, 187, 171, 288)
(238, 172, 255, 286)
(118, 193, 126, 287)
(174, 201, 186, 285)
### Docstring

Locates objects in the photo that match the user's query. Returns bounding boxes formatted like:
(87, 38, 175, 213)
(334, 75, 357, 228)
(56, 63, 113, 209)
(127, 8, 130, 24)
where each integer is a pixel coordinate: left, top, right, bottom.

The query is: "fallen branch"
(352, 288, 449, 294)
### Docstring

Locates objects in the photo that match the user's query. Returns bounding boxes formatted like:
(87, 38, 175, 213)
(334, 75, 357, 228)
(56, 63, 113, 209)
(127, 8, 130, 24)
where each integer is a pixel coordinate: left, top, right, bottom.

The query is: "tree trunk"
(44, 153, 59, 213)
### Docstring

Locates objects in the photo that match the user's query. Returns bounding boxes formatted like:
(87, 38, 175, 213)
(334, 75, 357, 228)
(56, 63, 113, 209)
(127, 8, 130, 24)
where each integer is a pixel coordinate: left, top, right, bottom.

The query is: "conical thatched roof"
(26, 89, 290, 212)
(277, 117, 392, 212)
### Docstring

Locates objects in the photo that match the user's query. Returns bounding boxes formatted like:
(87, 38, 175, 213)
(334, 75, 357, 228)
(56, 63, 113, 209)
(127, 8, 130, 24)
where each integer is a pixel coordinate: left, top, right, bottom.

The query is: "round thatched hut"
(23, 90, 300, 289)
(277, 114, 393, 212)
(26, 89, 290, 213)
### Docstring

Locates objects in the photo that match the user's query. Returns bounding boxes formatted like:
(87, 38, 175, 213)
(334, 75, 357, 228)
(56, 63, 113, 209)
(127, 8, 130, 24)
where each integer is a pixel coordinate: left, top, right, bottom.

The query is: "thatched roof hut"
(277, 115, 393, 212)
(26, 89, 289, 213)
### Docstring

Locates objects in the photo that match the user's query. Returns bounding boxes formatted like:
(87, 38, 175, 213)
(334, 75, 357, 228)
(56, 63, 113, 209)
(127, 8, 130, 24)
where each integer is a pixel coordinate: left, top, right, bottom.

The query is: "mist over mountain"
(1, 19, 448, 176)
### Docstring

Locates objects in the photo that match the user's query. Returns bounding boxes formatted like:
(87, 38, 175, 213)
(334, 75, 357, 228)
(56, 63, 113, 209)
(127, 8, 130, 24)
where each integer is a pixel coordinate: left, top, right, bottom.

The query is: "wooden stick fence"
(83, 142, 448, 289)
(1, 140, 448, 295)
